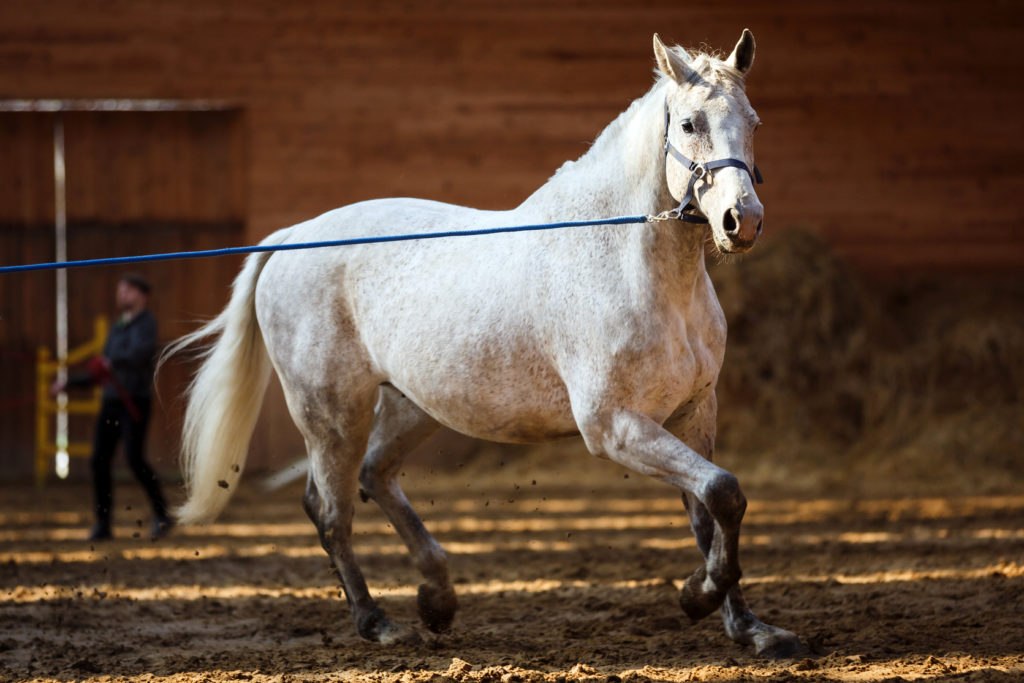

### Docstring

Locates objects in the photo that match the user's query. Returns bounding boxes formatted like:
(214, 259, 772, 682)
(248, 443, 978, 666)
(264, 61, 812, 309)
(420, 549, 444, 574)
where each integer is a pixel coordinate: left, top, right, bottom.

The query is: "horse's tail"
(160, 228, 290, 525)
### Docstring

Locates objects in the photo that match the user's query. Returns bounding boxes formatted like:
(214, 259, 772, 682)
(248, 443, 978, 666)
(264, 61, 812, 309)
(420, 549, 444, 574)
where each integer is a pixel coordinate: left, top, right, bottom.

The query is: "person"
(52, 273, 172, 541)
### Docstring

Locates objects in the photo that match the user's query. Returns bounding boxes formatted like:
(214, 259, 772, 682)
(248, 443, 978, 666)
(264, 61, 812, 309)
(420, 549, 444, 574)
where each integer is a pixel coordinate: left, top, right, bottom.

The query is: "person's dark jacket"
(70, 310, 158, 399)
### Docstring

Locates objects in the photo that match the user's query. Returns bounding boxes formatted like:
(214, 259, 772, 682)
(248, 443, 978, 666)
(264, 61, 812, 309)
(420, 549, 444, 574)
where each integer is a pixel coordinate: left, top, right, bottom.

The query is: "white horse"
(167, 30, 803, 657)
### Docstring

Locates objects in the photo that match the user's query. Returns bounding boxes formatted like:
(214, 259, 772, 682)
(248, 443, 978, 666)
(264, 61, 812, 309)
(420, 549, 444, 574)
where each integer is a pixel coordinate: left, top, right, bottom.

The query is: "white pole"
(53, 115, 69, 479)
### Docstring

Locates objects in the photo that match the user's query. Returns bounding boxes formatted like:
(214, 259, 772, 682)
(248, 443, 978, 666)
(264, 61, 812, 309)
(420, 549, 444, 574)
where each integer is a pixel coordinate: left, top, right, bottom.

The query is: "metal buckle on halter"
(648, 207, 683, 222)
(691, 163, 708, 180)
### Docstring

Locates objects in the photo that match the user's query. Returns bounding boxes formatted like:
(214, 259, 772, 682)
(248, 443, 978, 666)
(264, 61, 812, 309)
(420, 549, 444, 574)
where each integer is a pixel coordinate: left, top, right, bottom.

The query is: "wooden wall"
(2, 1, 1022, 268)
(0, 1, 1022, 478)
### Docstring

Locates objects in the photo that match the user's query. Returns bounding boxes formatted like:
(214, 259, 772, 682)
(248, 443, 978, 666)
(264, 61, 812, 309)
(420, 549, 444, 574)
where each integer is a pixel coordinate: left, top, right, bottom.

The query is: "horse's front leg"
(666, 396, 804, 657)
(684, 494, 804, 657)
(577, 407, 746, 620)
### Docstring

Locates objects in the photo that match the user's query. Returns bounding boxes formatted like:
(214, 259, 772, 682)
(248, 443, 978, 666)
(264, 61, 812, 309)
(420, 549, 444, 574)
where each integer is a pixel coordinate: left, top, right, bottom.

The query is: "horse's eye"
(681, 119, 695, 134)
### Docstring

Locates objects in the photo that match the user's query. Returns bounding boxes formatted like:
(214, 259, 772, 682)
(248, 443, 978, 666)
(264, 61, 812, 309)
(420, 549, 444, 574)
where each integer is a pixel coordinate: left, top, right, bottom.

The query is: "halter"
(655, 100, 763, 224)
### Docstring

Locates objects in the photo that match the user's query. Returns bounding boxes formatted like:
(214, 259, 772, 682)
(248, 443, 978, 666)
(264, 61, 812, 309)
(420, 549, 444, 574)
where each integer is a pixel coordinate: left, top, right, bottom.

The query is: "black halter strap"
(660, 101, 763, 224)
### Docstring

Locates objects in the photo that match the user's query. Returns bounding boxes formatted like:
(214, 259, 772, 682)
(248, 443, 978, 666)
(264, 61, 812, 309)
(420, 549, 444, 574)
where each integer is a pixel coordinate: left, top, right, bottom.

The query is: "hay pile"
(711, 229, 1024, 496)
(421, 229, 1022, 497)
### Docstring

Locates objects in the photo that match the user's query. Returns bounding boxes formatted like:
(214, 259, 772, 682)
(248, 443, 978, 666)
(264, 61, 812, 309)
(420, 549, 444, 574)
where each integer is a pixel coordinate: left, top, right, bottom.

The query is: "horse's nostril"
(756, 218, 764, 236)
(723, 209, 740, 234)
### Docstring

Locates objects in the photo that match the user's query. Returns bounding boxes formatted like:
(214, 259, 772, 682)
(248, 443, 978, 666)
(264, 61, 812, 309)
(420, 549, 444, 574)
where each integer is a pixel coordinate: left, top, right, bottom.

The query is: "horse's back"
(290, 197, 509, 239)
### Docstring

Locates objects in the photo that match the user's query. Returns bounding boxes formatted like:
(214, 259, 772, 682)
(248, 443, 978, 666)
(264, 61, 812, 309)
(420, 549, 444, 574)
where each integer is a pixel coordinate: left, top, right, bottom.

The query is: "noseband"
(658, 101, 763, 224)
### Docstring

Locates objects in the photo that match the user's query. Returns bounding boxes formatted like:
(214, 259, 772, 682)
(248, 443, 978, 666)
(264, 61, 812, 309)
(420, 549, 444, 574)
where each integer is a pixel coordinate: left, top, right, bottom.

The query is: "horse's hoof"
(678, 568, 724, 622)
(754, 630, 805, 659)
(417, 583, 458, 633)
(378, 622, 423, 646)
(356, 607, 422, 646)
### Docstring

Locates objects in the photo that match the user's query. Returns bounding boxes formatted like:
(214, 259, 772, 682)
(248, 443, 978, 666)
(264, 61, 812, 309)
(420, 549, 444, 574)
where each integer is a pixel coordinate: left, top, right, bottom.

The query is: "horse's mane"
(544, 45, 744, 184)
(656, 46, 746, 88)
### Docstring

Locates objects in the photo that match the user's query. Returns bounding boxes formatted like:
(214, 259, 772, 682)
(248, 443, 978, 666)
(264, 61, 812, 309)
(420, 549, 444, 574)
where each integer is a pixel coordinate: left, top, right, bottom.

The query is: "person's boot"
(150, 515, 174, 540)
(88, 521, 112, 541)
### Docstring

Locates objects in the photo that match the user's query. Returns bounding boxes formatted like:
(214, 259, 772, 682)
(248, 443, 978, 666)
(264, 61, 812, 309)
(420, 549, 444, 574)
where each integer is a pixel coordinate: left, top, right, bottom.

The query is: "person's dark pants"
(90, 396, 167, 528)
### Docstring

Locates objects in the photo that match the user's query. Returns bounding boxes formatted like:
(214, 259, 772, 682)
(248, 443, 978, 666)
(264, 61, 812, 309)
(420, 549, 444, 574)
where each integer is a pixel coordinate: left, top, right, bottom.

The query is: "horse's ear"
(727, 28, 756, 75)
(653, 33, 694, 84)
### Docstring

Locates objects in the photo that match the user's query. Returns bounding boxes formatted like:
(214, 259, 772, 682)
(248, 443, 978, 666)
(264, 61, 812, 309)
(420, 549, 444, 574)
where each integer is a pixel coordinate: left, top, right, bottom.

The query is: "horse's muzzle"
(721, 204, 763, 246)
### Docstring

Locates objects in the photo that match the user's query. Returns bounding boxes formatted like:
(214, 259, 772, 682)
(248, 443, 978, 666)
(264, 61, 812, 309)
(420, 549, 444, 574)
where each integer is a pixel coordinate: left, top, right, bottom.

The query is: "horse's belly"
(430, 396, 580, 444)
(382, 346, 579, 444)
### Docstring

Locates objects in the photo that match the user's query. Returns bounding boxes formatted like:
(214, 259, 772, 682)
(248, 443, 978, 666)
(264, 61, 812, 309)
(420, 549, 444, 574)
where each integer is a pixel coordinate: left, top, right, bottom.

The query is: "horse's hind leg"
(358, 385, 458, 633)
(299, 391, 420, 645)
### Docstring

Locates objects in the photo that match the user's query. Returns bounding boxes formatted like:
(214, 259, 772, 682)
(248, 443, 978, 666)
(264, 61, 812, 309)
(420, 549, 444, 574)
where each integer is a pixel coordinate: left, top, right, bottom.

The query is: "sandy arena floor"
(1, 456, 1023, 682)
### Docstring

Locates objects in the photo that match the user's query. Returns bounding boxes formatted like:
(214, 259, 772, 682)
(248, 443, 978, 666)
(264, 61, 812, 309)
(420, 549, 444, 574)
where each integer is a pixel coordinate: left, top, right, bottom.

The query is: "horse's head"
(654, 30, 763, 254)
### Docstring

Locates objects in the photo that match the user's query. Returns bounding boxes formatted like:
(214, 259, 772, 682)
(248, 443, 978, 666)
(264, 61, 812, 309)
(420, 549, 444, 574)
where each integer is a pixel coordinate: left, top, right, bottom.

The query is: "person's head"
(117, 273, 151, 313)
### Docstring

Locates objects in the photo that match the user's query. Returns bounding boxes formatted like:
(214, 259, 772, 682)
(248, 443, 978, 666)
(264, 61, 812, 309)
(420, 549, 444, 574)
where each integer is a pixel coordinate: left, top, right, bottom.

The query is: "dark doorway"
(0, 107, 246, 481)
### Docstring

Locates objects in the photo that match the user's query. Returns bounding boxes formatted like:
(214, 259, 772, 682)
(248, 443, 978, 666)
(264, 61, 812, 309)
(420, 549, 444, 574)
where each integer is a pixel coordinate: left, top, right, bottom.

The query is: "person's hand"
(87, 356, 111, 378)
(49, 379, 66, 398)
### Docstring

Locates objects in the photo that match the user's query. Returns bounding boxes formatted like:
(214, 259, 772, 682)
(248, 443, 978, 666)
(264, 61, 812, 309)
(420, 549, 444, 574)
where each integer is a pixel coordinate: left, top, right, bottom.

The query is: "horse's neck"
(519, 80, 708, 286)
(521, 82, 672, 217)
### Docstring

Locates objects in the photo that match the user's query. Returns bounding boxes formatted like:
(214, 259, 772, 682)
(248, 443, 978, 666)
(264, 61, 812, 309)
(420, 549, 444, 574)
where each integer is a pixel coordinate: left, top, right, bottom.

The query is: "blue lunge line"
(0, 214, 651, 274)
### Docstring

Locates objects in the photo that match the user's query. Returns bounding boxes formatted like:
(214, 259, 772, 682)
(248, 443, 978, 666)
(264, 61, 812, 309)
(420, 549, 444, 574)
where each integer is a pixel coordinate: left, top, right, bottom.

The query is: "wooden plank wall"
(1, 1, 1021, 269)
(0, 1, 1022, 478)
